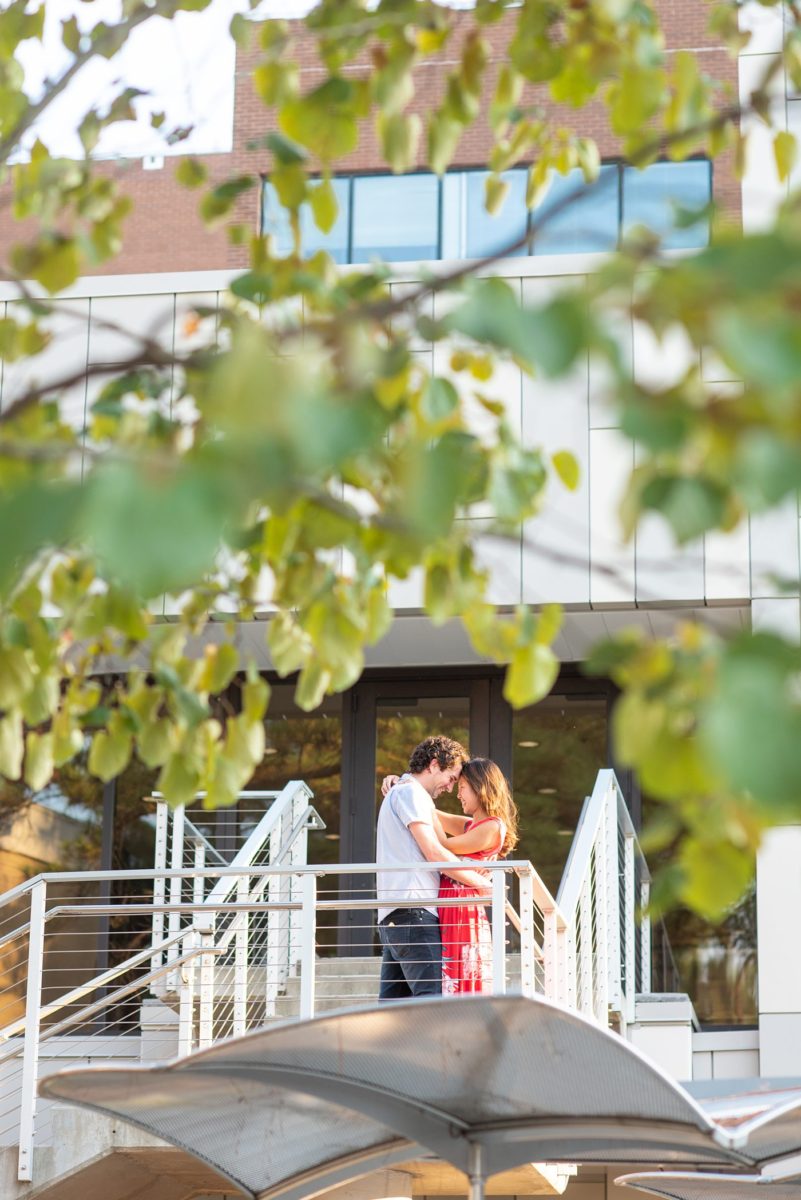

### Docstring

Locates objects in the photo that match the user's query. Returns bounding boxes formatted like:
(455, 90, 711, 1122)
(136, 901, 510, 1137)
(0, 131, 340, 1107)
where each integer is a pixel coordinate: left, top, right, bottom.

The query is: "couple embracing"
(376, 735, 519, 1001)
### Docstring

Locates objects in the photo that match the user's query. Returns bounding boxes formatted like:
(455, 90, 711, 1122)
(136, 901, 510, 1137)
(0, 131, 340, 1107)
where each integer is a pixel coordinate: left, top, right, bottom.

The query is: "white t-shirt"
(376, 774, 440, 923)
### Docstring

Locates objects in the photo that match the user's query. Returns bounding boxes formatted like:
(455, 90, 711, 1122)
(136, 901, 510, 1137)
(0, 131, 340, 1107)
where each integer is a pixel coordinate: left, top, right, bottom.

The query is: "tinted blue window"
(262, 182, 293, 252)
(351, 174, 439, 262)
(622, 161, 711, 249)
(533, 164, 620, 255)
(262, 178, 351, 262)
(441, 169, 528, 259)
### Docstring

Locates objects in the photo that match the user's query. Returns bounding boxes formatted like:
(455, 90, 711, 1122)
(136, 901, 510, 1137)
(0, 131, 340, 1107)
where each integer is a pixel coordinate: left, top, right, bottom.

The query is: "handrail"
(0, 928, 188, 1042)
(202, 780, 315, 907)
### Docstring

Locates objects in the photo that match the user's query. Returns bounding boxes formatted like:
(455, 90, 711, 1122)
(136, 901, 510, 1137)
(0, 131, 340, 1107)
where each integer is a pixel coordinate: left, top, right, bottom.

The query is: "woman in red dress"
(434, 758, 518, 994)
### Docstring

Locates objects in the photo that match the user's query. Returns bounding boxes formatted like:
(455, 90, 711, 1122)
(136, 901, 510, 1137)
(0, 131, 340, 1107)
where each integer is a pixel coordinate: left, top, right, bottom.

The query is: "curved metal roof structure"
(616, 1173, 801, 1200)
(40, 995, 760, 1200)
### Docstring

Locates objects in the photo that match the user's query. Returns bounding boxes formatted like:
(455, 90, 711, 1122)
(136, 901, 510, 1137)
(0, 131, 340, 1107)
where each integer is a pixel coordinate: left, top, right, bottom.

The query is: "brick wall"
(0, 1, 739, 277)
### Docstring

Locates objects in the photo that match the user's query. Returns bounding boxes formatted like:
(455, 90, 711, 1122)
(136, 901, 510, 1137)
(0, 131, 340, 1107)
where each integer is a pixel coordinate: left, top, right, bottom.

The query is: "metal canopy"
(616, 1173, 801, 1200)
(40, 995, 757, 1200)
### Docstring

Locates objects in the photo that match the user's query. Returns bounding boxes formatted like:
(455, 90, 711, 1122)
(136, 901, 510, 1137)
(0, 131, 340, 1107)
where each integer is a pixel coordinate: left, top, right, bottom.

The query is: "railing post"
(18, 878, 46, 1182)
(578, 876, 593, 1015)
(491, 870, 506, 995)
(298, 873, 316, 1021)
(542, 907, 557, 1000)
(178, 928, 198, 1057)
(518, 870, 536, 998)
(623, 831, 636, 1025)
(594, 806, 610, 1023)
(640, 874, 652, 994)
(604, 782, 621, 1019)
(151, 799, 169, 981)
(558, 920, 573, 1007)
(233, 874, 249, 1037)
(198, 918, 215, 1048)
(167, 804, 186, 989)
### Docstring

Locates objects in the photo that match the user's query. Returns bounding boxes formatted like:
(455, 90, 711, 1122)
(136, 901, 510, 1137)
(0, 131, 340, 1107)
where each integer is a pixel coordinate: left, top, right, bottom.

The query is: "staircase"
(0, 769, 654, 1199)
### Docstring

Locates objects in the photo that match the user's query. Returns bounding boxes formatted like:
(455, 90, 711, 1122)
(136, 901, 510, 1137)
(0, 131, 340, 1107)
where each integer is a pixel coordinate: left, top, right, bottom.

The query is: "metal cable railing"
(0, 768, 654, 1186)
(557, 769, 651, 1029)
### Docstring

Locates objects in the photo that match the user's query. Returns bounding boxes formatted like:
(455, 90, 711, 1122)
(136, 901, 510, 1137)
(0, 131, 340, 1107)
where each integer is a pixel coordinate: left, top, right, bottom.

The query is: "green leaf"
(774, 130, 797, 183)
(0, 482, 83, 596)
(678, 839, 754, 922)
(157, 752, 202, 807)
(280, 79, 359, 162)
(137, 716, 174, 768)
(447, 280, 588, 377)
(640, 475, 728, 543)
(0, 713, 24, 781)
(24, 731, 54, 792)
(503, 640, 559, 708)
(83, 462, 234, 599)
(702, 633, 801, 811)
(427, 111, 462, 176)
(551, 450, 580, 491)
(295, 661, 331, 711)
(309, 177, 338, 233)
(88, 722, 133, 782)
(377, 112, 421, 175)
(534, 602, 562, 646)
(484, 173, 509, 216)
(421, 377, 459, 423)
(175, 157, 208, 189)
(266, 131, 307, 165)
(0, 646, 34, 709)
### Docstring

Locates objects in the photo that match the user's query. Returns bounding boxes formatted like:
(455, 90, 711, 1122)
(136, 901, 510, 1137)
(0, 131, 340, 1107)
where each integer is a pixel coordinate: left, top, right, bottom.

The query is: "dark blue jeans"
(378, 908, 443, 1000)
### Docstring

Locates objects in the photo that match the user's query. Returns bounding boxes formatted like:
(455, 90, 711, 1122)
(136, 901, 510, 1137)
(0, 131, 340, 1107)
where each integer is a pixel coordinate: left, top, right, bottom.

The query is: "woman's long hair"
(461, 758, 519, 856)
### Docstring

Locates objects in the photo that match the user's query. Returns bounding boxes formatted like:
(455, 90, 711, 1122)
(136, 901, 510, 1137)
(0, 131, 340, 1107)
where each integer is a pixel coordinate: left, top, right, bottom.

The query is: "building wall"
(0, 3, 740, 279)
(0, 258, 759, 644)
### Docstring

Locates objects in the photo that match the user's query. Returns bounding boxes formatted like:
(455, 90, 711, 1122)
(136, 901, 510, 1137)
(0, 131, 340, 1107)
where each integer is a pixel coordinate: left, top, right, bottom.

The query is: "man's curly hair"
(408, 735, 469, 775)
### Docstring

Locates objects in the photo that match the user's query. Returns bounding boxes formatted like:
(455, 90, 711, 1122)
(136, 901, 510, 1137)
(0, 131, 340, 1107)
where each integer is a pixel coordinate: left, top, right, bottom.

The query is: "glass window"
(247, 683, 342, 867)
(375, 695, 470, 805)
(512, 693, 609, 895)
(262, 178, 351, 262)
(533, 164, 620, 255)
(622, 160, 711, 249)
(352, 173, 439, 263)
(647, 832, 757, 1025)
(441, 169, 528, 260)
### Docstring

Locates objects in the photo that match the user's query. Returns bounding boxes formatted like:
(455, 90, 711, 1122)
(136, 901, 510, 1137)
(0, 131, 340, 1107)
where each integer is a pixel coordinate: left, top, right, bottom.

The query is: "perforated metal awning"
(617, 1173, 801, 1200)
(40, 994, 760, 1200)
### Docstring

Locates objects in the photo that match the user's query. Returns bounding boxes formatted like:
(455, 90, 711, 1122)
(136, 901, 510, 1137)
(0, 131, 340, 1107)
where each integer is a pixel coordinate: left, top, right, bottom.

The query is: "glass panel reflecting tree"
(247, 683, 342, 866)
(263, 177, 351, 262)
(512, 694, 609, 895)
(441, 169, 528, 259)
(622, 160, 711, 249)
(534, 164, 620, 255)
(375, 695, 470, 808)
(352, 173, 439, 262)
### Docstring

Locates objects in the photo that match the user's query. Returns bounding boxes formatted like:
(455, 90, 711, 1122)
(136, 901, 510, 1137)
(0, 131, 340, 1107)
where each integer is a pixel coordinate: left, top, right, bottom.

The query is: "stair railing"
(149, 782, 325, 1004)
(556, 769, 651, 1029)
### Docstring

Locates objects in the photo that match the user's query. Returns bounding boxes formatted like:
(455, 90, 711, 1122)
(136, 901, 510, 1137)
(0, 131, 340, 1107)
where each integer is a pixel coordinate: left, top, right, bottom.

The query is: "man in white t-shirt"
(376, 735, 489, 1000)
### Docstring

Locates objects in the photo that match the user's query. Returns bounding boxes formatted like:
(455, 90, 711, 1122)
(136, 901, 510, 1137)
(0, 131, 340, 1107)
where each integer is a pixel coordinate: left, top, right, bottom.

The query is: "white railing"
(557, 769, 651, 1028)
(0, 769, 653, 1184)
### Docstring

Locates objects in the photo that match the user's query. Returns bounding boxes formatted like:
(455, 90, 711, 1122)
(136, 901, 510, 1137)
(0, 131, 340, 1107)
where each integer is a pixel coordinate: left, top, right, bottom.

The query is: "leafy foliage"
(0, 0, 799, 917)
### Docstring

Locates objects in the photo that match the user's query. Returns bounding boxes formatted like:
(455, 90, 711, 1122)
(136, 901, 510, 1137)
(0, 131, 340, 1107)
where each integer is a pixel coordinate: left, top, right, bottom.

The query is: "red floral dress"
(439, 817, 505, 995)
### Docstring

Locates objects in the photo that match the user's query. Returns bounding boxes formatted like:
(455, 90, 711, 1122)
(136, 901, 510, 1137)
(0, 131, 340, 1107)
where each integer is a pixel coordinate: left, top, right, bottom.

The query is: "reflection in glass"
(248, 684, 342, 866)
(534, 165, 620, 255)
(647, 832, 757, 1026)
(512, 694, 609, 895)
(352, 174, 439, 262)
(262, 177, 351, 262)
(441, 169, 528, 259)
(622, 160, 711, 249)
(375, 696, 470, 811)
